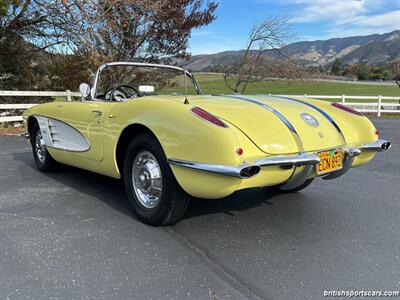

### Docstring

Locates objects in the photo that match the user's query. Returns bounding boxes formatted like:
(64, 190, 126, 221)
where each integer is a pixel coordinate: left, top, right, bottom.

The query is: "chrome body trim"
(272, 95, 347, 144)
(20, 132, 30, 139)
(342, 147, 362, 157)
(360, 139, 391, 152)
(255, 153, 320, 167)
(168, 144, 379, 181)
(34, 115, 91, 152)
(168, 159, 250, 178)
(91, 62, 202, 102)
(279, 165, 313, 191)
(219, 95, 305, 151)
(169, 153, 320, 179)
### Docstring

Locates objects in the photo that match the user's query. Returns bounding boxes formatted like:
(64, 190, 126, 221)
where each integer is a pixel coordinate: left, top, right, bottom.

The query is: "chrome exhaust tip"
(380, 141, 391, 151)
(240, 166, 261, 178)
(361, 139, 391, 152)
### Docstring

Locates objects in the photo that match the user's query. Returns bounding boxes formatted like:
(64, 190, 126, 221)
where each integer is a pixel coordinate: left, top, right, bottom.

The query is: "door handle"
(92, 110, 103, 116)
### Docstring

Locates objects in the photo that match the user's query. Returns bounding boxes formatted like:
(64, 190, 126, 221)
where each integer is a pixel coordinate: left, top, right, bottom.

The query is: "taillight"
(236, 147, 243, 155)
(375, 129, 380, 137)
(191, 107, 228, 128)
(331, 102, 364, 116)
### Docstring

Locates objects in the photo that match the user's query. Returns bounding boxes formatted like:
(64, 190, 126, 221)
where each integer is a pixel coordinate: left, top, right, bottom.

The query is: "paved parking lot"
(0, 118, 399, 300)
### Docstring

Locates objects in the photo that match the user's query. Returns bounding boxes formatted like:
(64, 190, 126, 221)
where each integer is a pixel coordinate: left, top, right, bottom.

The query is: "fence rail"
(0, 90, 81, 122)
(1, 91, 399, 123)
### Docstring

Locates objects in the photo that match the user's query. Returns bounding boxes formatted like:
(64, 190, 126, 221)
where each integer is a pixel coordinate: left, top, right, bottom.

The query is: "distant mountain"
(179, 31, 400, 71)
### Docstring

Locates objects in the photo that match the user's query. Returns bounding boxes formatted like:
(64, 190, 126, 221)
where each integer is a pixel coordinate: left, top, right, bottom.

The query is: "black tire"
(123, 133, 190, 226)
(31, 123, 58, 172)
(273, 178, 314, 193)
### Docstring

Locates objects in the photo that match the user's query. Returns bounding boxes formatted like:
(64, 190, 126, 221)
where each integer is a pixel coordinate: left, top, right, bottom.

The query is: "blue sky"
(189, 0, 400, 55)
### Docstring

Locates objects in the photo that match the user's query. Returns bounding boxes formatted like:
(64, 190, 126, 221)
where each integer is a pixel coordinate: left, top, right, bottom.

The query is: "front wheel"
(31, 123, 57, 172)
(123, 134, 190, 226)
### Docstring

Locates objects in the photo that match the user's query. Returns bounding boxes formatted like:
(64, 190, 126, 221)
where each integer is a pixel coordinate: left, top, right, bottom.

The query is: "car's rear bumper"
(168, 140, 391, 179)
(169, 139, 390, 180)
(168, 139, 390, 198)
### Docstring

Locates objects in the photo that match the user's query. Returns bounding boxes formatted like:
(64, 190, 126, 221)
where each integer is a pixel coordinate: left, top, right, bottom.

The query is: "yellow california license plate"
(316, 149, 343, 175)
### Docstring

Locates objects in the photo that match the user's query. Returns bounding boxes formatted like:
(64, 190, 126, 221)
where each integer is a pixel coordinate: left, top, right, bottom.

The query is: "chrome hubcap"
(35, 130, 46, 163)
(132, 151, 162, 208)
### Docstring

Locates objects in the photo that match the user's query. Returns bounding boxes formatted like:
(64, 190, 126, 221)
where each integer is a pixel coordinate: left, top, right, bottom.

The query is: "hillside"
(180, 31, 400, 71)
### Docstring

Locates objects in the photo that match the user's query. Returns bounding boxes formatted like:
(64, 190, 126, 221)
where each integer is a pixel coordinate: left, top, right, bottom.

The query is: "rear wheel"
(123, 133, 190, 226)
(31, 123, 57, 172)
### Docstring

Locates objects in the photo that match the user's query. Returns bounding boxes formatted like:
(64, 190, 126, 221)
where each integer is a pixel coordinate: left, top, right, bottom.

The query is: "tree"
(222, 17, 295, 94)
(330, 58, 342, 75)
(51, 0, 217, 65)
(0, 0, 217, 92)
(0, 0, 62, 90)
(0, 0, 65, 51)
(356, 64, 371, 80)
(390, 61, 400, 88)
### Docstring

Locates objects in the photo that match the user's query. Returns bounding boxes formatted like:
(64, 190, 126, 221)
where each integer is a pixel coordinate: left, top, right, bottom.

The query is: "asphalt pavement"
(0, 118, 399, 300)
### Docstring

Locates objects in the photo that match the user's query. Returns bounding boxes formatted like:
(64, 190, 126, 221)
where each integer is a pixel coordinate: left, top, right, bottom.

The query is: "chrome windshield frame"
(90, 61, 202, 101)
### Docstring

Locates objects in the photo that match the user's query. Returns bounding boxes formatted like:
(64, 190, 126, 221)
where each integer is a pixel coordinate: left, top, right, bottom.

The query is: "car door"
(60, 100, 112, 162)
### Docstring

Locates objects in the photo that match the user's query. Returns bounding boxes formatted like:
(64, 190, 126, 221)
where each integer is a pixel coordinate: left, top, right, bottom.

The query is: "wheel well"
(115, 124, 158, 176)
(27, 116, 38, 139)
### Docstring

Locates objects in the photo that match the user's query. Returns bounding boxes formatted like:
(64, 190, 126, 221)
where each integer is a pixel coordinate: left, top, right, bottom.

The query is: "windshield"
(93, 63, 200, 101)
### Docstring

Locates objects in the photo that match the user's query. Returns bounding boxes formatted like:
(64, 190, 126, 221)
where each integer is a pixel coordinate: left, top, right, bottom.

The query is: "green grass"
(51, 72, 399, 103)
(192, 73, 400, 102)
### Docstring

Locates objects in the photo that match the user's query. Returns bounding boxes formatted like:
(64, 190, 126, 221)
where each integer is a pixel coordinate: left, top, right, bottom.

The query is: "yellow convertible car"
(23, 62, 391, 225)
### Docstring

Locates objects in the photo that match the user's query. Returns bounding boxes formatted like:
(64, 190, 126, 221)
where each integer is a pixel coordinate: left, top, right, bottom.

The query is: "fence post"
(304, 94, 307, 98)
(377, 95, 382, 117)
(342, 95, 346, 105)
(66, 90, 72, 102)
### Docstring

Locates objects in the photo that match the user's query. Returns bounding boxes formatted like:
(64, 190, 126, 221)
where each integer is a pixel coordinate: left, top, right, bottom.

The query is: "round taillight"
(191, 107, 228, 128)
(331, 102, 364, 116)
(375, 129, 380, 137)
(236, 148, 243, 155)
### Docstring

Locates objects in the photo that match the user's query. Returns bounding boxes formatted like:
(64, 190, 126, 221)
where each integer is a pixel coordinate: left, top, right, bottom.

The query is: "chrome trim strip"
(272, 95, 347, 144)
(360, 139, 391, 152)
(219, 95, 305, 151)
(168, 159, 247, 178)
(255, 153, 320, 167)
(342, 147, 362, 157)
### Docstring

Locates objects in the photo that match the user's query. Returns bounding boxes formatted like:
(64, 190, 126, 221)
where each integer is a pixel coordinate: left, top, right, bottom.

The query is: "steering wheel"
(108, 84, 141, 102)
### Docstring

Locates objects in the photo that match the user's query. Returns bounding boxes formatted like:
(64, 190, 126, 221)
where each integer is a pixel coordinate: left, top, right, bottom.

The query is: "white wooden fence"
(0, 90, 81, 123)
(0, 91, 399, 123)
(272, 94, 400, 117)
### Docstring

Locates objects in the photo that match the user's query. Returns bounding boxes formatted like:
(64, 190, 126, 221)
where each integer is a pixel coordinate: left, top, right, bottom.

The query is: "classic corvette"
(23, 62, 391, 225)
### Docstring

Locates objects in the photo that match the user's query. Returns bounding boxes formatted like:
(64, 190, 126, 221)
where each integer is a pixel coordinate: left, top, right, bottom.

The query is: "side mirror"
(79, 83, 91, 99)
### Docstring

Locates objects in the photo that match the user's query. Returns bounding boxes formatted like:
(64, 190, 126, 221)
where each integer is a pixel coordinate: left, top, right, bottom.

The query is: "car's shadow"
(13, 151, 305, 223)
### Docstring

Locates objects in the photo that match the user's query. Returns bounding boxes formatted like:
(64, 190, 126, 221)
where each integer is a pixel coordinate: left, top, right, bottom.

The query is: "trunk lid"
(189, 95, 344, 155)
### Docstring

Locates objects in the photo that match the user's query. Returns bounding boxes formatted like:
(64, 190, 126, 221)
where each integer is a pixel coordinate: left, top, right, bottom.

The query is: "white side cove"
(35, 116, 90, 152)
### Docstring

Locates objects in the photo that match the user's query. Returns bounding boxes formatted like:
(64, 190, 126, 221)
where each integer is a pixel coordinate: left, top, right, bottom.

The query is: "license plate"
(316, 149, 343, 175)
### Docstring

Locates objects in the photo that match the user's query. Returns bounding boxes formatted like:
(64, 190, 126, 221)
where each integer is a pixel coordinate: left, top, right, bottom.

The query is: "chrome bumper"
(20, 133, 30, 139)
(360, 139, 391, 152)
(168, 139, 390, 179)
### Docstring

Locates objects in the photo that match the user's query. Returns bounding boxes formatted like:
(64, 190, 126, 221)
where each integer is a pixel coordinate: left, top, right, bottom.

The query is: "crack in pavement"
(164, 227, 272, 300)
